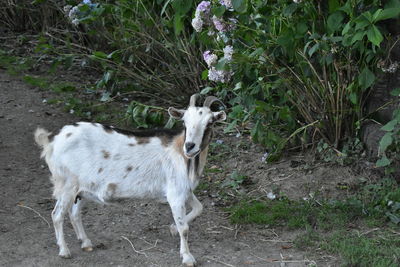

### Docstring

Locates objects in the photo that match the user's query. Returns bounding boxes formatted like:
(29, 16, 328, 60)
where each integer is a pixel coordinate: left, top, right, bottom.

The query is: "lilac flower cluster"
(203, 45, 234, 83)
(64, 0, 94, 26)
(191, 1, 211, 32)
(192, 1, 237, 83)
(219, 0, 233, 8)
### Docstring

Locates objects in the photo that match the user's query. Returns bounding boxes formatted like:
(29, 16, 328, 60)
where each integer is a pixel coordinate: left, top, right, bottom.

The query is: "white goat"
(34, 94, 226, 266)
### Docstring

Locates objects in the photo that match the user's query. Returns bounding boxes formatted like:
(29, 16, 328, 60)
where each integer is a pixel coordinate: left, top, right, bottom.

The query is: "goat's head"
(168, 94, 226, 158)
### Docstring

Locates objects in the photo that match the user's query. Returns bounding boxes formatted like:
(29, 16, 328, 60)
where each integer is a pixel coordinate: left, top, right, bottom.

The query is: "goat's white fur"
(35, 101, 225, 267)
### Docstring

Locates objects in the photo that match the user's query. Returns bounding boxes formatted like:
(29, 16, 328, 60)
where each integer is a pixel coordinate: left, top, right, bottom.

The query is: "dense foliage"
(190, 0, 400, 160)
(2, 0, 400, 164)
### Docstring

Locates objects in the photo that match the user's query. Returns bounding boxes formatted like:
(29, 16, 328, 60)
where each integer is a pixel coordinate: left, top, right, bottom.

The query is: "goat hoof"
(59, 251, 71, 259)
(82, 246, 93, 252)
(169, 224, 178, 236)
(182, 253, 196, 267)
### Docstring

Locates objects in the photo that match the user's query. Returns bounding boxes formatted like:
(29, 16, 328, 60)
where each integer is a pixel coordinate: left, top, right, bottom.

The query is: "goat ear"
(212, 111, 226, 122)
(168, 107, 185, 120)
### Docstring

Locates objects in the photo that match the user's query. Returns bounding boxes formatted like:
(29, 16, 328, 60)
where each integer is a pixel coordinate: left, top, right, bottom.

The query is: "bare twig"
(358, 228, 380, 237)
(234, 224, 240, 240)
(121, 236, 147, 257)
(260, 239, 293, 243)
(204, 256, 235, 267)
(17, 204, 50, 228)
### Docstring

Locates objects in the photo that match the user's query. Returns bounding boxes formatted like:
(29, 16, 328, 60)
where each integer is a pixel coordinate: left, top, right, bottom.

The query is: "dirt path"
(0, 70, 326, 267)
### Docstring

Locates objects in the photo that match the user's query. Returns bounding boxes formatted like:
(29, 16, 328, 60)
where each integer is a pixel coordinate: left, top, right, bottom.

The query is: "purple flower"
(196, 1, 211, 13)
(212, 15, 226, 32)
(203, 51, 218, 67)
(219, 0, 232, 8)
(223, 45, 233, 61)
(191, 16, 203, 32)
(208, 67, 232, 83)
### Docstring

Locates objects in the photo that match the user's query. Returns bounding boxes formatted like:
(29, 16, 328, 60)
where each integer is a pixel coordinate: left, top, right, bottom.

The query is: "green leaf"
(215, 58, 229, 71)
(354, 19, 370, 31)
(201, 69, 208, 80)
(385, 0, 400, 9)
(92, 51, 107, 59)
(349, 92, 357, 104)
(367, 25, 383, 46)
(358, 67, 375, 90)
(376, 156, 391, 167)
(308, 43, 319, 57)
(328, 0, 340, 13)
(172, 0, 192, 14)
(379, 132, 393, 152)
(351, 31, 365, 44)
(212, 6, 226, 17)
(161, 0, 172, 15)
(282, 3, 298, 17)
(342, 22, 352, 35)
(375, 8, 400, 21)
(78, 4, 90, 12)
(200, 86, 213, 95)
(232, 0, 247, 13)
(386, 212, 400, 224)
(381, 119, 398, 131)
(174, 15, 184, 35)
(327, 12, 344, 33)
(390, 88, 400, 96)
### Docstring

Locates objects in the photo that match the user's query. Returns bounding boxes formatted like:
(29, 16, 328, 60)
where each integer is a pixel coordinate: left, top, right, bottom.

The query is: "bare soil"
(0, 70, 378, 266)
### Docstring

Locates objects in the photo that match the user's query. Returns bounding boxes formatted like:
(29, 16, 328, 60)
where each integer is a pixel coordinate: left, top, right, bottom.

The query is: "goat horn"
(203, 96, 225, 109)
(189, 94, 200, 107)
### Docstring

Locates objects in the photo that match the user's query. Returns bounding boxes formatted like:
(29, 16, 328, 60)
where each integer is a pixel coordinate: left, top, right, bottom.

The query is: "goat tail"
(34, 128, 53, 158)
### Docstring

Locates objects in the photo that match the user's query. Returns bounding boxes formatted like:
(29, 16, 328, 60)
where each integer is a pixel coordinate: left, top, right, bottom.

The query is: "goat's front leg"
(168, 197, 196, 267)
(170, 193, 203, 237)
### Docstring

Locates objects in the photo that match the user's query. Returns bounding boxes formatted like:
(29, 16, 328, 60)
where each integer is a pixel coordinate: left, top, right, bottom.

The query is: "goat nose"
(185, 142, 195, 152)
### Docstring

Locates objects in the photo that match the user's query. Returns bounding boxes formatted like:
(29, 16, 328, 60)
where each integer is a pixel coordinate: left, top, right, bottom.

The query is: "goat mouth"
(185, 150, 200, 158)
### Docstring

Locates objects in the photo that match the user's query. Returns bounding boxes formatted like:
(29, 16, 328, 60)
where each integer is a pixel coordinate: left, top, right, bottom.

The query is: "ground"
(0, 69, 376, 266)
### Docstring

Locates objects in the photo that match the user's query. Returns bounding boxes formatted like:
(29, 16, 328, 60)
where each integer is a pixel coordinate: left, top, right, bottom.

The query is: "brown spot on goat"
(173, 131, 187, 161)
(160, 135, 174, 147)
(66, 133, 72, 138)
(101, 150, 110, 159)
(113, 153, 122, 160)
(98, 168, 103, 173)
(136, 137, 150, 145)
(128, 143, 135, 147)
(126, 165, 133, 172)
(102, 125, 114, 134)
(72, 122, 79, 127)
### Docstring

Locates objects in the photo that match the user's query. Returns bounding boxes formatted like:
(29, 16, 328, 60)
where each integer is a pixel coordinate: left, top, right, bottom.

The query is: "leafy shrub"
(52, 0, 206, 103)
(192, 0, 400, 159)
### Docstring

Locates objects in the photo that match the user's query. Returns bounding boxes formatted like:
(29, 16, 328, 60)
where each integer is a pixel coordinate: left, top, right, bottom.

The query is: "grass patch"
(229, 198, 367, 229)
(0, 50, 34, 75)
(228, 179, 400, 266)
(321, 231, 400, 266)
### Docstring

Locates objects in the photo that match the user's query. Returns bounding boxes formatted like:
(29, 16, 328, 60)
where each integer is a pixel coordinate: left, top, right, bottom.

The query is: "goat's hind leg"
(69, 197, 93, 251)
(52, 194, 74, 258)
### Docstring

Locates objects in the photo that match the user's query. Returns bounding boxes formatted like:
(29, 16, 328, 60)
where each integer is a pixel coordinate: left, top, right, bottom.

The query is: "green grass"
(321, 231, 400, 266)
(227, 184, 400, 266)
(0, 50, 34, 75)
(228, 198, 369, 229)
